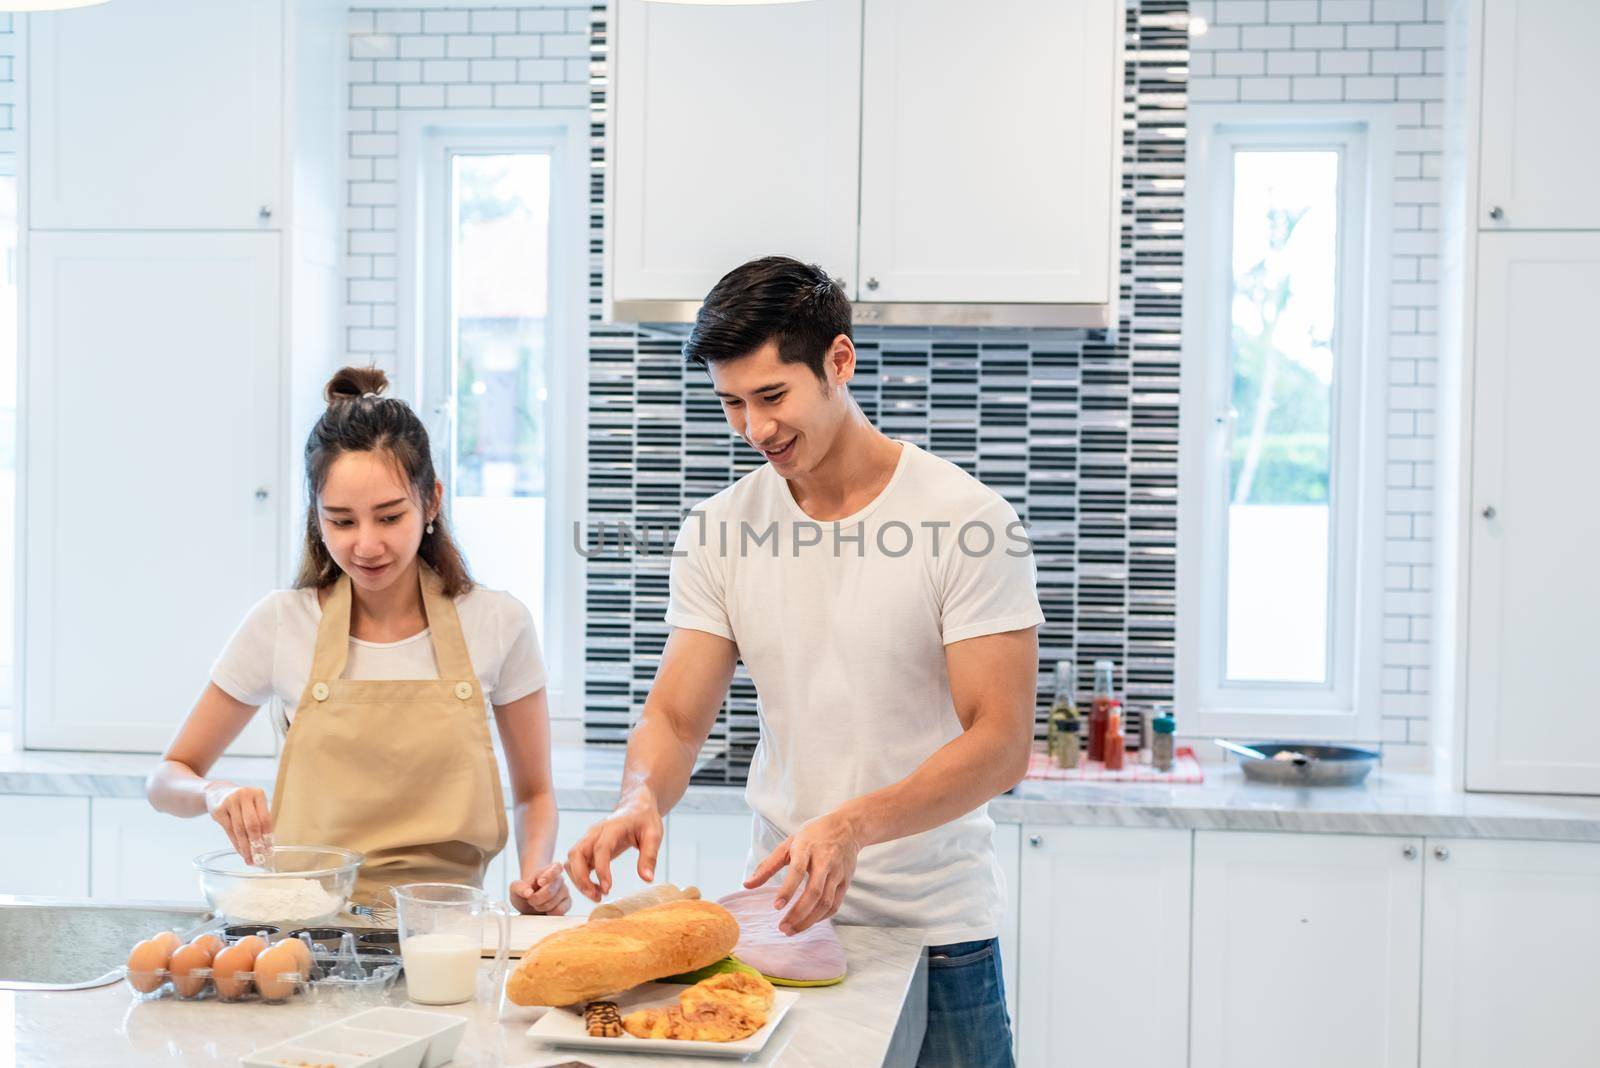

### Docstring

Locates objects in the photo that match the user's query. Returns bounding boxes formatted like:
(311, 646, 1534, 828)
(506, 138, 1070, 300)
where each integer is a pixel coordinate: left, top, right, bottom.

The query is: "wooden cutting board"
(482, 913, 586, 958)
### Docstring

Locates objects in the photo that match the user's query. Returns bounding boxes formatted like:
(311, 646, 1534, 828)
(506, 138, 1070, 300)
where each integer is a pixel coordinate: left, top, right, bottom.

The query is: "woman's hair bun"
(325, 365, 390, 405)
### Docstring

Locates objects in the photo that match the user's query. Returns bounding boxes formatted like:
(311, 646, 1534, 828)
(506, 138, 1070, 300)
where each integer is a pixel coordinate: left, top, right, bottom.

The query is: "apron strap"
(308, 574, 355, 683)
(419, 565, 476, 681)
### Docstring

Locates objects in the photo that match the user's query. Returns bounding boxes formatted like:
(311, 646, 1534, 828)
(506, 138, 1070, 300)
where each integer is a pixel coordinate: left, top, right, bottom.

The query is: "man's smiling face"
(708, 339, 852, 477)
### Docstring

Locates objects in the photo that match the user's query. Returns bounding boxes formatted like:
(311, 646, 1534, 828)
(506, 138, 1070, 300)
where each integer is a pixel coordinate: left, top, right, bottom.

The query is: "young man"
(567, 256, 1042, 1066)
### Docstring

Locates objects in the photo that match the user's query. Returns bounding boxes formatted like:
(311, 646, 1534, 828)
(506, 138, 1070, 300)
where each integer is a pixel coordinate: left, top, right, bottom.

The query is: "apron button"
(454, 682, 473, 700)
(312, 682, 330, 701)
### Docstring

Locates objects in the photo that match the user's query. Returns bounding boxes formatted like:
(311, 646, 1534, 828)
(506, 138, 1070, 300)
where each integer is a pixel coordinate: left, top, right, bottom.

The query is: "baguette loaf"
(505, 899, 740, 1007)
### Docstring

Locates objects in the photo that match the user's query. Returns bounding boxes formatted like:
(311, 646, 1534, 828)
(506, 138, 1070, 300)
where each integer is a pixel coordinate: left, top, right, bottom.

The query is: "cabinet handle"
(259, 205, 273, 221)
(1487, 206, 1503, 221)
(1433, 845, 1450, 861)
(254, 487, 270, 502)
(1402, 844, 1418, 860)
(1481, 505, 1496, 520)
(1027, 835, 1042, 848)
(864, 277, 880, 291)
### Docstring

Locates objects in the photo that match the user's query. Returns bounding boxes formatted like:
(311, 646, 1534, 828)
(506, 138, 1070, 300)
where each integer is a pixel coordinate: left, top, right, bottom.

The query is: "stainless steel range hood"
(610, 300, 1115, 330)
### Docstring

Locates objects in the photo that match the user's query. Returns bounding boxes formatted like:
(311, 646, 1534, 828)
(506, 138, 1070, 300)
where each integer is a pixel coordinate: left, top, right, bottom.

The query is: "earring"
(426, 521, 435, 535)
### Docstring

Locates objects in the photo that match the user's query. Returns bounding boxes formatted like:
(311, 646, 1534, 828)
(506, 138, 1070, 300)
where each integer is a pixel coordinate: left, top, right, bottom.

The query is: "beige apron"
(271, 566, 508, 905)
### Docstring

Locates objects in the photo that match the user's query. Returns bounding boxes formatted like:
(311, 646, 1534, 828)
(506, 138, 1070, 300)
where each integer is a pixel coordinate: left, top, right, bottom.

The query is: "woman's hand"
(510, 862, 571, 916)
(203, 781, 274, 864)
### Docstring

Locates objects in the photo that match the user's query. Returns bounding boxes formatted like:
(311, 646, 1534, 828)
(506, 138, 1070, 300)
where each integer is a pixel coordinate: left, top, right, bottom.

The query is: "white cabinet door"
(1018, 826, 1190, 1068)
(1464, 234, 1600, 792)
(0, 795, 90, 897)
(23, 232, 282, 754)
(1478, 0, 1600, 230)
(1420, 838, 1600, 1068)
(89, 798, 219, 904)
(1190, 831, 1422, 1068)
(27, 0, 283, 231)
(552, 808, 663, 918)
(610, 0, 862, 306)
(857, 0, 1119, 304)
(664, 811, 752, 897)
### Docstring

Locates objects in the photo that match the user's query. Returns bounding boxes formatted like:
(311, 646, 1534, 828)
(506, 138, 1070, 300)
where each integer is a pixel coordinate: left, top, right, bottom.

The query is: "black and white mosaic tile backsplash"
(581, 1, 1190, 784)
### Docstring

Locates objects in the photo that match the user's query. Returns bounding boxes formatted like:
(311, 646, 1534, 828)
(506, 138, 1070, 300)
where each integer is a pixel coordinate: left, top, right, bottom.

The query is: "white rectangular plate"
(525, 982, 799, 1058)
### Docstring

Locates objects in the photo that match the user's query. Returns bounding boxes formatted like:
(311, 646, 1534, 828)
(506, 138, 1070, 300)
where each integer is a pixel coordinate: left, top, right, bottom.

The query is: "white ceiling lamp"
(0, 0, 111, 9)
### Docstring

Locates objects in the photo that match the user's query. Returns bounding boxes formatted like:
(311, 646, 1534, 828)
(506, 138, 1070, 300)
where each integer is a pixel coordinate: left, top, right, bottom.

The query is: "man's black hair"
(682, 256, 853, 381)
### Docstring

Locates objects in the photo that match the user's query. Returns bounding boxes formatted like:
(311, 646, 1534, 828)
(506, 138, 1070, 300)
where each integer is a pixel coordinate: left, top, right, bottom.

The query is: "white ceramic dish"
(343, 1007, 467, 1068)
(240, 1020, 427, 1068)
(526, 982, 799, 1058)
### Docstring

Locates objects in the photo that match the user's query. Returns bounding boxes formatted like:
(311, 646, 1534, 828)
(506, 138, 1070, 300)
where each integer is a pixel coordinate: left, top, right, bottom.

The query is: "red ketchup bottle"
(1087, 659, 1116, 762)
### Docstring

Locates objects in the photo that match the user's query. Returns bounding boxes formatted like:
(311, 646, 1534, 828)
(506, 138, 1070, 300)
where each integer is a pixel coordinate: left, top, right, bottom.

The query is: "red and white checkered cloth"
(1025, 745, 1204, 783)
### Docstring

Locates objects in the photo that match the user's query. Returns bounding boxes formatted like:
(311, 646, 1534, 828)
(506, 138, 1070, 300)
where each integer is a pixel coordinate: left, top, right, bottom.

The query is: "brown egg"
(232, 934, 267, 957)
(168, 941, 215, 998)
(187, 933, 224, 957)
(125, 937, 174, 993)
(149, 930, 182, 955)
(210, 942, 259, 1000)
(281, 935, 314, 976)
(252, 941, 303, 1002)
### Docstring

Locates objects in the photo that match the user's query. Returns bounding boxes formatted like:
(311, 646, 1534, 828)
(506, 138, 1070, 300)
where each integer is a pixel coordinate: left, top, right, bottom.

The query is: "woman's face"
(317, 450, 439, 595)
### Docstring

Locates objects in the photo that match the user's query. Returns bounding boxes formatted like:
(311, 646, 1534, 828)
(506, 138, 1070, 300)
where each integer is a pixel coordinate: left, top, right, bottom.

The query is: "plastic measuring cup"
(393, 883, 510, 1006)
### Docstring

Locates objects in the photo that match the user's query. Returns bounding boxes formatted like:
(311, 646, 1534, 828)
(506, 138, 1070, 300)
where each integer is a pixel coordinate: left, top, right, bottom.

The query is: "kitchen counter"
(4, 918, 927, 1067)
(7, 739, 1600, 842)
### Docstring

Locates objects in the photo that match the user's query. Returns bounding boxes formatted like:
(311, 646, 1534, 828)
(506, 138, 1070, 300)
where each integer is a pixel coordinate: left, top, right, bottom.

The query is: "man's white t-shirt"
(211, 585, 548, 732)
(667, 440, 1045, 945)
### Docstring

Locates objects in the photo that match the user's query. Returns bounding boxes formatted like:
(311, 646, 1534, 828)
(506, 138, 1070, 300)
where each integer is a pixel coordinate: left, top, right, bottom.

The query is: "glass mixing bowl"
(194, 846, 362, 925)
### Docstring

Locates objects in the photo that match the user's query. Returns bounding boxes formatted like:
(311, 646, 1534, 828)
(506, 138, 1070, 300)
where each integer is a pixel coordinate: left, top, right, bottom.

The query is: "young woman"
(147, 367, 569, 916)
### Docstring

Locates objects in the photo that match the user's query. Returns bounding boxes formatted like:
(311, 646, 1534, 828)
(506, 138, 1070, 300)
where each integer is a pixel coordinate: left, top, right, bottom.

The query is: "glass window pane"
(448, 153, 551, 643)
(0, 175, 15, 723)
(1223, 149, 1338, 685)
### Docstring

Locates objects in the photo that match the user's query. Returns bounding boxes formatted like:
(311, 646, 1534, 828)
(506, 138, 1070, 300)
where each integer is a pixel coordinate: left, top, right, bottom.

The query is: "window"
(401, 119, 588, 722)
(1180, 108, 1391, 739)
(0, 174, 14, 737)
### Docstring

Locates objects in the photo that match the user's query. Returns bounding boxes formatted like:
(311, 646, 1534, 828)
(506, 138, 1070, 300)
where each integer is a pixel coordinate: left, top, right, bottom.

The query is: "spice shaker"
(1151, 709, 1176, 772)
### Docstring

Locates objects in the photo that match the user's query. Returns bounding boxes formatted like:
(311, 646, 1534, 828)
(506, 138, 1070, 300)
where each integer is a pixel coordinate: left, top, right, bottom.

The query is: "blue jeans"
(917, 938, 1015, 1068)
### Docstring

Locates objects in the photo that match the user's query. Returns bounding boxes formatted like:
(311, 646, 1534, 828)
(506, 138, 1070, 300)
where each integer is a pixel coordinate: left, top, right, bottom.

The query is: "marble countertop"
(5, 922, 927, 1067)
(7, 739, 1600, 842)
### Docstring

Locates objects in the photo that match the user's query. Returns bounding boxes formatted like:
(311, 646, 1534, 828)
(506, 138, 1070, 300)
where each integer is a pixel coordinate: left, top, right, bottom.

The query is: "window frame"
(1179, 105, 1393, 742)
(396, 112, 589, 729)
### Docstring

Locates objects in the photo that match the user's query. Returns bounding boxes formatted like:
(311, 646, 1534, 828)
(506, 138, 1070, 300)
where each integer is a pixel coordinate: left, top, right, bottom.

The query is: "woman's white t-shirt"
(210, 585, 547, 731)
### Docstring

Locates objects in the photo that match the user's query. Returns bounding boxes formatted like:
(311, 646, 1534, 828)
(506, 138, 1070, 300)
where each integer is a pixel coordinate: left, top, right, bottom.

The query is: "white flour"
(215, 878, 343, 922)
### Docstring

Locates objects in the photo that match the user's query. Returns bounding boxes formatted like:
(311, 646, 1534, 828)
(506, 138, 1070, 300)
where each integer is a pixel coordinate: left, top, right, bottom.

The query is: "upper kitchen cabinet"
(608, 0, 1123, 325)
(1476, 0, 1600, 230)
(27, 0, 284, 231)
(1461, 233, 1600, 793)
(609, 0, 863, 312)
(856, 0, 1121, 314)
(23, 231, 283, 754)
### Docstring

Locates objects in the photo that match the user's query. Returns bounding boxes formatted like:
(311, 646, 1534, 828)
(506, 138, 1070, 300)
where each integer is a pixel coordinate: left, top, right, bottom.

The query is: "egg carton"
(240, 1008, 466, 1068)
(125, 930, 402, 1005)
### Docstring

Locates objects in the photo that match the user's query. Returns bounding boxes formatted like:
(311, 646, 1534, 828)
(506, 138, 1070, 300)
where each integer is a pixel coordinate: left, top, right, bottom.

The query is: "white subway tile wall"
(1190, 0, 1445, 747)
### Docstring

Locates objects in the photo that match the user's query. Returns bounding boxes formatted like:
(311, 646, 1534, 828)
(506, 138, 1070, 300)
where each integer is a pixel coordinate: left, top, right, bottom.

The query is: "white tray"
(526, 982, 798, 1058)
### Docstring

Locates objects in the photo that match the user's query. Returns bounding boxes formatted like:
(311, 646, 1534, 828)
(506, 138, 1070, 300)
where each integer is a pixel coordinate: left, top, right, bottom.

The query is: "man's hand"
(745, 809, 861, 936)
(566, 791, 665, 902)
(510, 862, 572, 916)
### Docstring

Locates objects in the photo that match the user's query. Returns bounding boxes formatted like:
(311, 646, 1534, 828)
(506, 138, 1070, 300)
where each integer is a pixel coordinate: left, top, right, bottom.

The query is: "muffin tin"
(240, 1007, 466, 1068)
(125, 926, 403, 1005)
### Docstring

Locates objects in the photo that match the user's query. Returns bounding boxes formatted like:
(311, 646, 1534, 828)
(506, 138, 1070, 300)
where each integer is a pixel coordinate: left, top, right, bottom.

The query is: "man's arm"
(566, 626, 738, 901)
(746, 625, 1037, 934)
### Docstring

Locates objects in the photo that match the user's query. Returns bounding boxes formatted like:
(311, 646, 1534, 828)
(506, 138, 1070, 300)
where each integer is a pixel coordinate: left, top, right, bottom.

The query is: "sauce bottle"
(1047, 660, 1081, 769)
(1103, 703, 1126, 771)
(1087, 659, 1116, 762)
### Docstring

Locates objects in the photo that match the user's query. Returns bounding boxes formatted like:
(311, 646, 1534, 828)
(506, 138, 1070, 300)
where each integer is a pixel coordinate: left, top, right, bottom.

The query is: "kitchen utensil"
(526, 981, 800, 1058)
(194, 846, 361, 924)
(1216, 740, 1380, 786)
(394, 882, 509, 1005)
